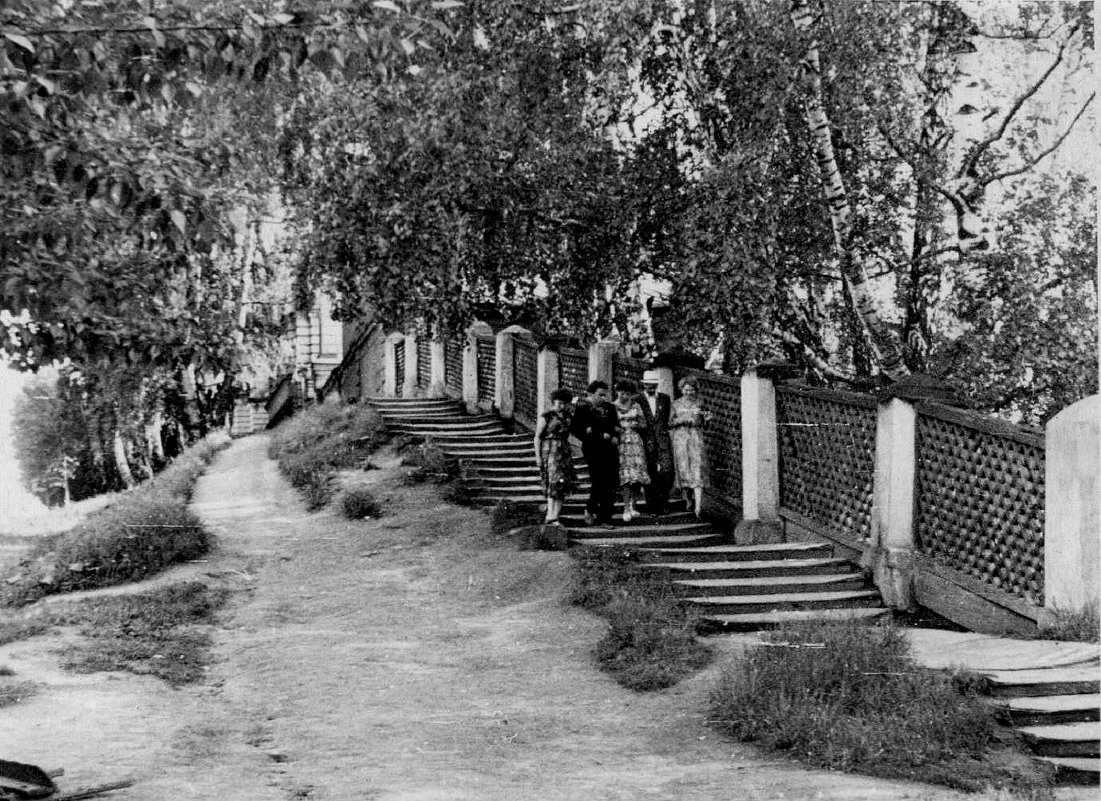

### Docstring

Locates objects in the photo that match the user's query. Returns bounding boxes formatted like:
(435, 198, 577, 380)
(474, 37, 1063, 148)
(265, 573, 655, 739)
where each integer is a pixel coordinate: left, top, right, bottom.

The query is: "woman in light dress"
(534, 388, 577, 524)
(670, 376, 709, 518)
(613, 379, 649, 521)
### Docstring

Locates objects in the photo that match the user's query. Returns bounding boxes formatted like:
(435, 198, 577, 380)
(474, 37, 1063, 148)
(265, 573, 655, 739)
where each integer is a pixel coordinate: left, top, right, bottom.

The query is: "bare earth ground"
(0, 435, 1092, 800)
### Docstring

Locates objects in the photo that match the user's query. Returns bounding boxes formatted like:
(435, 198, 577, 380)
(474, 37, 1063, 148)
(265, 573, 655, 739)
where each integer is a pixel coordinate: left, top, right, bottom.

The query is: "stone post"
(402, 331, 418, 398)
(495, 325, 532, 419)
(462, 322, 491, 414)
(734, 368, 782, 544)
(588, 334, 619, 389)
(1042, 395, 1100, 620)
(428, 334, 446, 398)
(537, 347, 560, 420)
(383, 333, 404, 398)
(865, 398, 918, 609)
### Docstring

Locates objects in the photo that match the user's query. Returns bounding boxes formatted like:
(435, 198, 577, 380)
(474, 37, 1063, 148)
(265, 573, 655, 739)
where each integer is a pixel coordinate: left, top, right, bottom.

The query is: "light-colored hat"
(641, 369, 660, 383)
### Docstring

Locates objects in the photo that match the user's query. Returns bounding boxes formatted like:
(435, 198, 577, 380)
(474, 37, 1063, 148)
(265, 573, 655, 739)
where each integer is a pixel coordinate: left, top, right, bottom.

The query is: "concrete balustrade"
(495, 325, 531, 420)
(866, 398, 918, 610)
(735, 369, 782, 544)
(536, 348, 560, 420)
(429, 335, 446, 398)
(402, 332, 418, 398)
(463, 322, 491, 414)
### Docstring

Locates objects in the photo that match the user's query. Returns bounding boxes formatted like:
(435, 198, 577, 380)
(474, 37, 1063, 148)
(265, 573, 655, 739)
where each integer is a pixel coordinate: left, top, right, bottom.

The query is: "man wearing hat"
(636, 370, 674, 515)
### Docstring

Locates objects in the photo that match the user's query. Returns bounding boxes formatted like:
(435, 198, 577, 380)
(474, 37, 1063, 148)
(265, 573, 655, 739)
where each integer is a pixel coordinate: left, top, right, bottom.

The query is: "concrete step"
(647, 557, 856, 580)
(567, 522, 713, 540)
(642, 542, 834, 563)
(1037, 756, 1100, 785)
(1019, 722, 1101, 758)
(686, 589, 883, 615)
(984, 666, 1101, 698)
(369, 400, 462, 412)
(389, 422, 504, 434)
(672, 572, 868, 597)
(571, 532, 727, 549)
(994, 694, 1101, 726)
(700, 607, 889, 633)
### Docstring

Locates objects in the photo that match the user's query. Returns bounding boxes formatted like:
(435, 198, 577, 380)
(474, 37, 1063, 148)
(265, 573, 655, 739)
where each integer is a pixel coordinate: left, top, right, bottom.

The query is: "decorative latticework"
(612, 355, 647, 389)
(513, 337, 538, 423)
(776, 385, 877, 542)
(677, 369, 742, 504)
(558, 348, 589, 398)
(393, 341, 405, 398)
(914, 405, 1045, 604)
(476, 337, 496, 405)
(444, 336, 463, 395)
(416, 336, 431, 388)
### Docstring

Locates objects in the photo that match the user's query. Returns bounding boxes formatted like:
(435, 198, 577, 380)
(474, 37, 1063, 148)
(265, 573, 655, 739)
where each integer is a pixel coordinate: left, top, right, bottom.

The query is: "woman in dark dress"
(535, 388, 578, 524)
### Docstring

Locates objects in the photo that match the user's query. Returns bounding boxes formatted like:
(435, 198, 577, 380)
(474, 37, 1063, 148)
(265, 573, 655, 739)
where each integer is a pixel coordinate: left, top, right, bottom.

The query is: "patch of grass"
(0, 619, 49, 645)
(488, 501, 544, 538)
(708, 620, 1054, 797)
(53, 581, 230, 687)
(1, 435, 226, 607)
(0, 680, 35, 708)
(569, 546, 713, 691)
(268, 402, 387, 510)
(0, 665, 13, 676)
(339, 487, 383, 520)
(1039, 601, 1099, 642)
(400, 438, 459, 484)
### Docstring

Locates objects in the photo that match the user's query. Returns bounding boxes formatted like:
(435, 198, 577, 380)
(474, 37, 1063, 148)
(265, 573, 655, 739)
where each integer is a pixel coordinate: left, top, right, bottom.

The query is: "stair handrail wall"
(374, 325, 1098, 634)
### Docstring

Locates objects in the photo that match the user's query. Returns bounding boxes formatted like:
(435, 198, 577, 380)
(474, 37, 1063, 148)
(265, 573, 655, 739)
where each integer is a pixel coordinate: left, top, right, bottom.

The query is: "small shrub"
(401, 439, 459, 484)
(339, 487, 383, 520)
(0, 681, 35, 709)
(708, 620, 1053, 796)
(268, 403, 386, 509)
(0, 666, 14, 677)
(1039, 601, 1099, 642)
(488, 501, 544, 538)
(568, 546, 713, 691)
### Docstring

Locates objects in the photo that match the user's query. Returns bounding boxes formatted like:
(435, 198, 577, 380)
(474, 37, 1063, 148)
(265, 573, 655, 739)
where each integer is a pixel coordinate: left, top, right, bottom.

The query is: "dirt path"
(0, 435, 1082, 800)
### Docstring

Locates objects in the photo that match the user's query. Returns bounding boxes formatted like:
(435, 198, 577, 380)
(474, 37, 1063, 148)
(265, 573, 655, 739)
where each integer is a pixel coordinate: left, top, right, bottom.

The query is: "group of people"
(534, 370, 710, 525)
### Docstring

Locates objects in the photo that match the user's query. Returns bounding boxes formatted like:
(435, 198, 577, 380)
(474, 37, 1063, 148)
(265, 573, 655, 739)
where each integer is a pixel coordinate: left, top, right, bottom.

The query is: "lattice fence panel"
(612, 355, 647, 389)
(915, 409, 1045, 604)
(476, 337, 496, 405)
(393, 341, 405, 398)
(558, 348, 589, 398)
(776, 386, 877, 541)
(677, 369, 742, 503)
(513, 337, 538, 423)
(416, 336, 431, 388)
(444, 336, 463, 395)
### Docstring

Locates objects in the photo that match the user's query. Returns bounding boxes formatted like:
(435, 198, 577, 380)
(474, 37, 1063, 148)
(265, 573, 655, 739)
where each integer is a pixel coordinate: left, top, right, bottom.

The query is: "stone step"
(567, 522, 715, 540)
(642, 542, 834, 563)
(571, 532, 727, 549)
(388, 422, 503, 433)
(984, 667, 1101, 698)
(1038, 756, 1100, 784)
(397, 431, 521, 442)
(686, 589, 883, 616)
(1019, 722, 1101, 758)
(994, 694, 1101, 727)
(561, 499, 689, 516)
(672, 572, 868, 597)
(389, 419, 503, 430)
(647, 557, 856, 580)
(446, 449, 537, 461)
(700, 607, 890, 633)
(369, 400, 462, 411)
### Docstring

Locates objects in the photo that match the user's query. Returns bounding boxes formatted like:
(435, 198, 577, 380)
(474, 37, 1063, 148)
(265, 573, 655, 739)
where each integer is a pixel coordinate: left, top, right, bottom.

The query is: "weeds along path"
(0, 434, 1037, 800)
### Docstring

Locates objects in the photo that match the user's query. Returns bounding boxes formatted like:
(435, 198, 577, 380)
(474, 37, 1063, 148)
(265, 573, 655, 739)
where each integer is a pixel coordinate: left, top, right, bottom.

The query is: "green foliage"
(1, 434, 226, 606)
(569, 545, 713, 691)
(268, 401, 386, 509)
(709, 620, 1052, 796)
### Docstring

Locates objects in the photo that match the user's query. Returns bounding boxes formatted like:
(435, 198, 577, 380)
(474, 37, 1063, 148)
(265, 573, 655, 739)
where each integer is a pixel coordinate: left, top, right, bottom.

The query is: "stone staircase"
(983, 664, 1100, 783)
(368, 397, 887, 631)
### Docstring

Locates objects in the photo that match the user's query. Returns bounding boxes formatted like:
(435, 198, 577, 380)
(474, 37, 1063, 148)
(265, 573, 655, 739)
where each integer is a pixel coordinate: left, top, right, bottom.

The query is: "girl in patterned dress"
(613, 380, 650, 522)
(534, 388, 577, 524)
(671, 376, 710, 518)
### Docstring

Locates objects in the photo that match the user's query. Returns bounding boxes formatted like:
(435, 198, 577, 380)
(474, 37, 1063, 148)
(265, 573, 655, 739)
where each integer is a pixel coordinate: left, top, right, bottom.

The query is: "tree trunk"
(789, 0, 909, 380)
(112, 429, 136, 489)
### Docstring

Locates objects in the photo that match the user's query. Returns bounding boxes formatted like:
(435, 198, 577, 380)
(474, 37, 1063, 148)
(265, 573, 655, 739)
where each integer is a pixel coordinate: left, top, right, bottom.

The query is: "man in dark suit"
(571, 380, 620, 525)
(636, 370, 674, 515)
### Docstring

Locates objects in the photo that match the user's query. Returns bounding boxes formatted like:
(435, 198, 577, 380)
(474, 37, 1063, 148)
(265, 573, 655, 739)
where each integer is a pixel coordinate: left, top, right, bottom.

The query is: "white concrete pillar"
(428, 336, 446, 398)
(403, 332, 418, 397)
(463, 322, 490, 414)
(866, 398, 918, 609)
(1043, 395, 1100, 616)
(383, 333, 404, 398)
(588, 334, 619, 389)
(740, 369, 780, 523)
(537, 348, 560, 420)
(495, 325, 531, 419)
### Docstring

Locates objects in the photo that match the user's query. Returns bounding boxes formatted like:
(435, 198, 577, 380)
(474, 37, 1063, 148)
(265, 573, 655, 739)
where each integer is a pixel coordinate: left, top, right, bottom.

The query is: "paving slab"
(906, 629, 1100, 672)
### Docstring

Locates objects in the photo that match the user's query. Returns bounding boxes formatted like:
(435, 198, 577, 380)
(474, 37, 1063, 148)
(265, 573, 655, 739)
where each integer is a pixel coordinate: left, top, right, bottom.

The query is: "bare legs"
(682, 487, 703, 518)
(544, 496, 562, 524)
(621, 486, 637, 521)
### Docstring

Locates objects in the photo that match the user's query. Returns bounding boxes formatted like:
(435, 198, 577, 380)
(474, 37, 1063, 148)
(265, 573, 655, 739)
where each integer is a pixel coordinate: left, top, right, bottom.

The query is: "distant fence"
(444, 335, 463, 396)
(476, 336, 496, 406)
(513, 336, 538, 426)
(559, 347, 589, 398)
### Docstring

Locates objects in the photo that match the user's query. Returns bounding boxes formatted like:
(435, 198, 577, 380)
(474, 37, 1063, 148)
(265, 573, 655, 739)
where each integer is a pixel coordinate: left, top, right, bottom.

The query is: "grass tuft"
(569, 546, 713, 691)
(339, 487, 383, 520)
(1039, 601, 1099, 642)
(488, 501, 544, 538)
(708, 620, 1054, 797)
(1, 435, 226, 607)
(268, 402, 386, 510)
